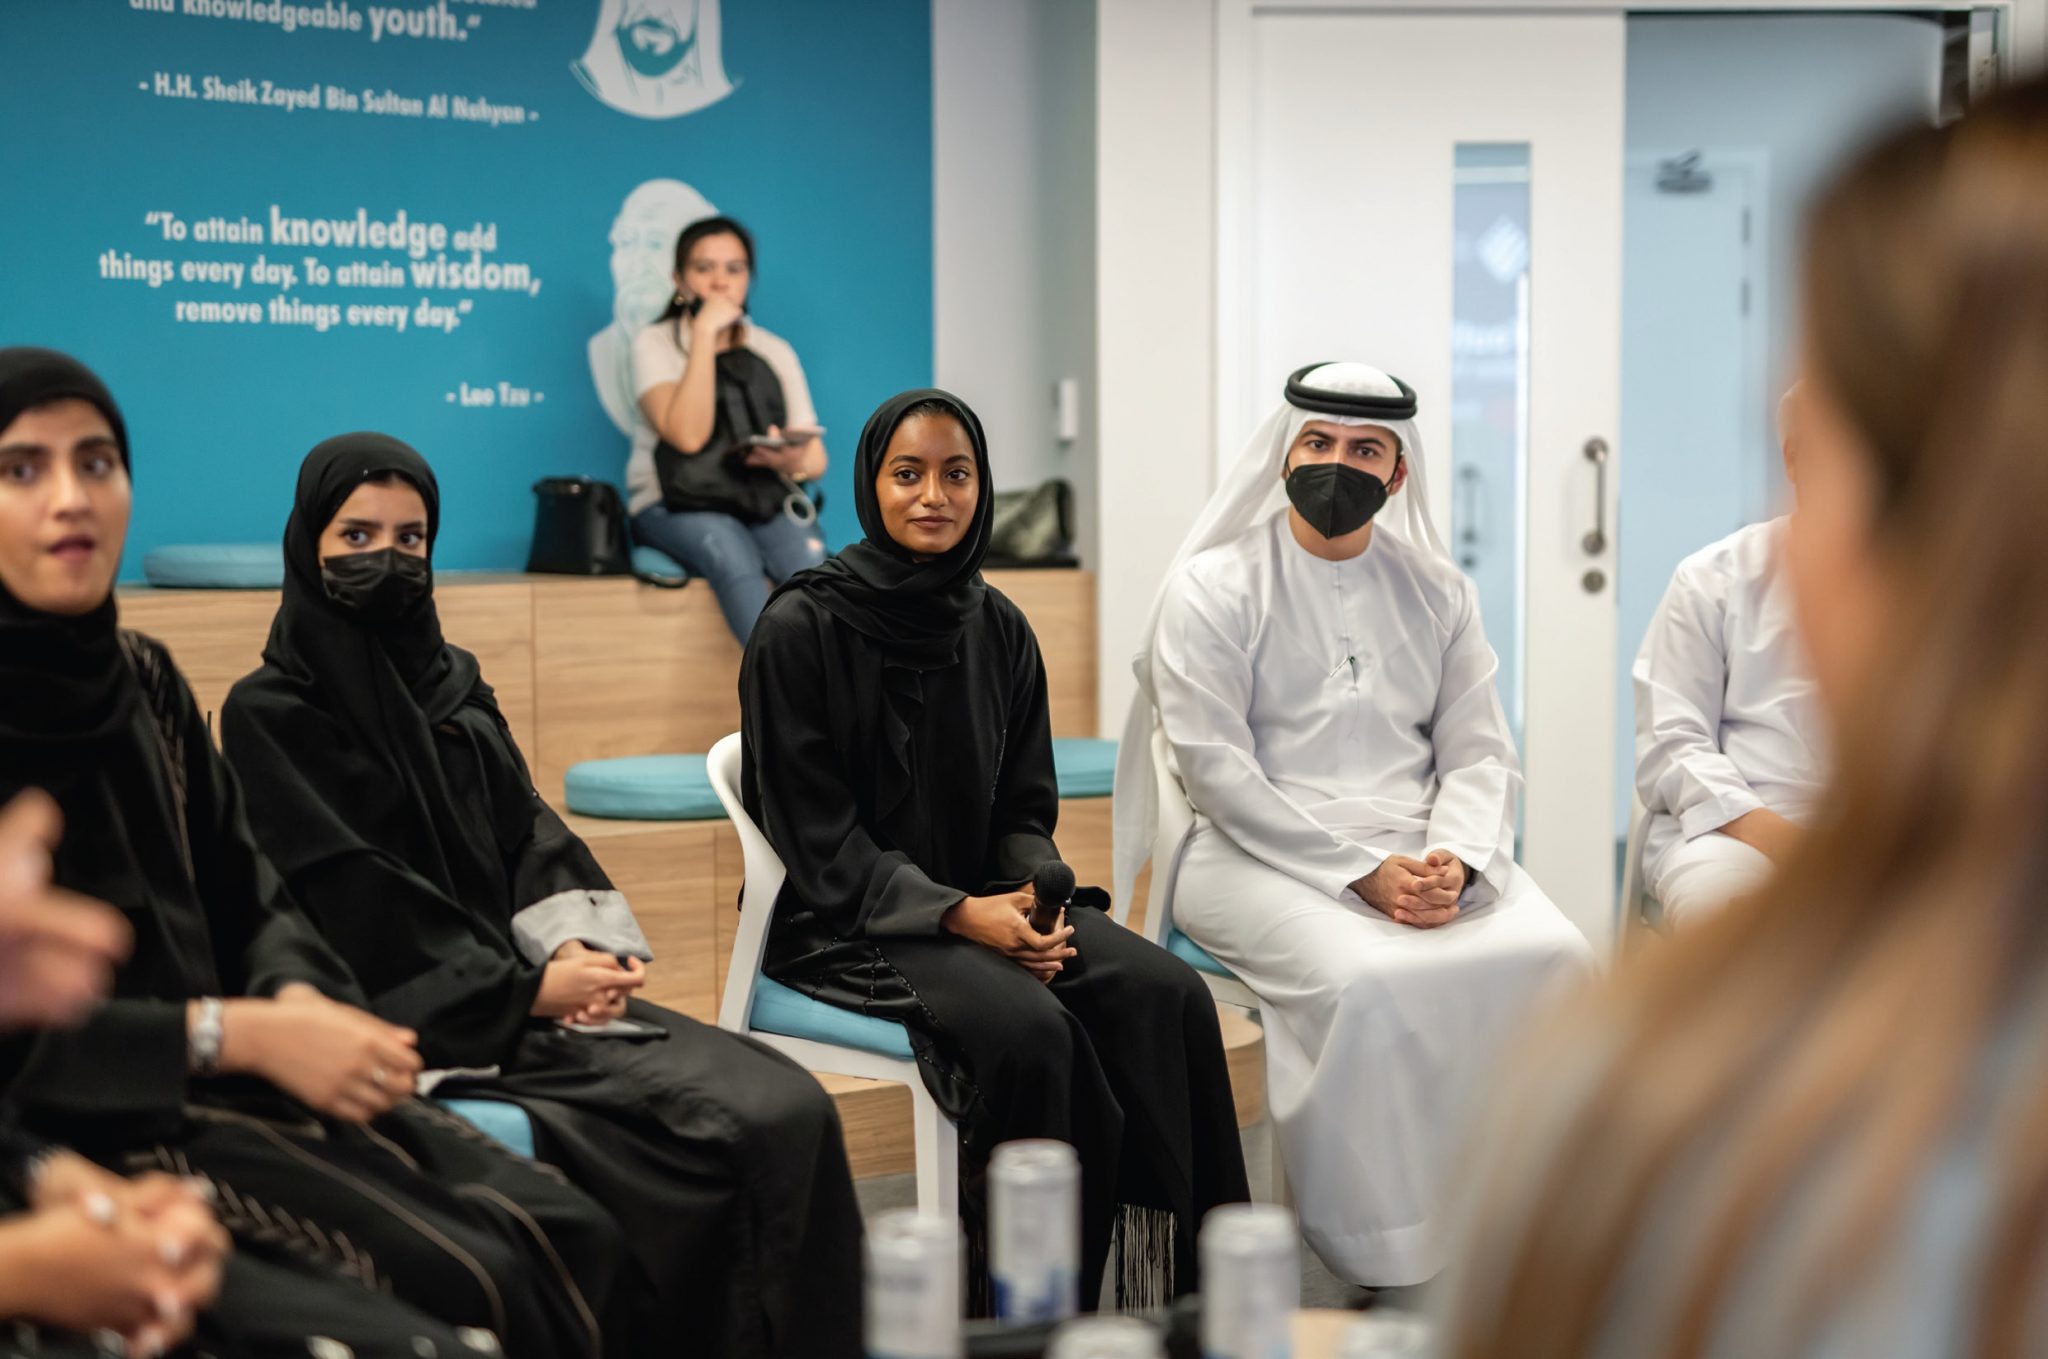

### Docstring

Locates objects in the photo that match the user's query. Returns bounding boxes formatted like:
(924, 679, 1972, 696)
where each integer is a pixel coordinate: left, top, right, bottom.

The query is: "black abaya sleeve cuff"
(864, 863, 970, 938)
(0, 1120, 51, 1205)
(7, 1002, 190, 1124)
(1072, 885, 1112, 913)
(987, 832, 1061, 890)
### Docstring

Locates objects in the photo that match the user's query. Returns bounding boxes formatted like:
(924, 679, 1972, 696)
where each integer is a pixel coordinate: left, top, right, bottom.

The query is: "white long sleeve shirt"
(1152, 513, 1520, 906)
(1632, 518, 1825, 865)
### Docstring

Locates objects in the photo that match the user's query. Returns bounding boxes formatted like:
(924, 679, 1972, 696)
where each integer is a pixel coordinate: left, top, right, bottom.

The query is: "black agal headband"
(1284, 362, 1419, 421)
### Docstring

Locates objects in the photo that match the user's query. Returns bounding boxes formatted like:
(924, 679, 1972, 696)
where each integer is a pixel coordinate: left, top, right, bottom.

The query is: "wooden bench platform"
(120, 569, 1097, 797)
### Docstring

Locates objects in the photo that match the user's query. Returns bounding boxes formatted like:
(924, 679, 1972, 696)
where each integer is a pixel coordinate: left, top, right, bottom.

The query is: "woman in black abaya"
(0, 348, 623, 1359)
(220, 433, 864, 1359)
(740, 389, 1250, 1312)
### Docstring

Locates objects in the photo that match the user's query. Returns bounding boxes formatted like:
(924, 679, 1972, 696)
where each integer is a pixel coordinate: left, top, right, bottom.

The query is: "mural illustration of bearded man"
(573, 0, 736, 120)
(588, 177, 719, 439)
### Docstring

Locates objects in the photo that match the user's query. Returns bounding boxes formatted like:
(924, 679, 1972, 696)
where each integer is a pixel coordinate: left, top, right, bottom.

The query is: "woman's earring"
(674, 293, 685, 305)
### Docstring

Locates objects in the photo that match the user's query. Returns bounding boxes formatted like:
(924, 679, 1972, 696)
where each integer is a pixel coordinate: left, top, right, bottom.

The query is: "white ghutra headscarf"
(1110, 361, 1450, 908)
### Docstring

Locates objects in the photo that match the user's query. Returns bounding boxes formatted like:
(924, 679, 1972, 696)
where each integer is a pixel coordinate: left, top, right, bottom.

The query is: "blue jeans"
(632, 504, 826, 643)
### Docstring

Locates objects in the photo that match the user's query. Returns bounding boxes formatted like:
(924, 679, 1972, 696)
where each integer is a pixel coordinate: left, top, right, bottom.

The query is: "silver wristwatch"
(188, 996, 225, 1075)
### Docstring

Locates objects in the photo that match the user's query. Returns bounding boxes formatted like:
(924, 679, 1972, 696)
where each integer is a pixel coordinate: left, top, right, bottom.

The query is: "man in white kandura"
(1632, 385, 1826, 928)
(1113, 361, 1592, 1288)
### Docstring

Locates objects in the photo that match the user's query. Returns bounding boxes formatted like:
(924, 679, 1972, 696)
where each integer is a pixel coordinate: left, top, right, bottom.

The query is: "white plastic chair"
(1133, 726, 1262, 1011)
(1129, 724, 1288, 1203)
(706, 732, 960, 1216)
(1618, 792, 1663, 946)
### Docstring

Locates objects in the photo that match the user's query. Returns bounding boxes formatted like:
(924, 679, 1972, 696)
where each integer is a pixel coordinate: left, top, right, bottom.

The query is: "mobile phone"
(560, 1017, 669, 1040)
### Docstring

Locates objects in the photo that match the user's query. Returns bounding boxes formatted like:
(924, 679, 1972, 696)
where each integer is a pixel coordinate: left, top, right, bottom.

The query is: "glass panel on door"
(1450, 143, 1531, 757)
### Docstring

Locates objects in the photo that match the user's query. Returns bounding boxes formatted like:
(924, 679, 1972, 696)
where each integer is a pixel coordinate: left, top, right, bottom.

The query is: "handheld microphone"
(1028, 861, 1076, 936)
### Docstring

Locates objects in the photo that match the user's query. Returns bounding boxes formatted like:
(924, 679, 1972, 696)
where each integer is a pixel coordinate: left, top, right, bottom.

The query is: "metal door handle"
(1581, 437, 1609, 556)
(1455, 465, 1482, 569)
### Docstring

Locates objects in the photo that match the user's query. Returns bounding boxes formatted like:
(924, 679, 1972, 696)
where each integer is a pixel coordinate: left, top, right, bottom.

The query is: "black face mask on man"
(1283, 457, 1394, 539)
(321, 548, 432, 622)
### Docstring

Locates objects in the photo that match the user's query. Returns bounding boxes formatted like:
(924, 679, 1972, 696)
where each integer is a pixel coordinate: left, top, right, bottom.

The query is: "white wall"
(1095, 0, 1217, 737)
(932, 0, 1098, 564)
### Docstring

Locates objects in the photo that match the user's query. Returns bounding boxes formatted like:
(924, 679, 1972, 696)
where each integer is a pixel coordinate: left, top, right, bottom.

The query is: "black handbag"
(526, 477, 684, 586)
(653, 349, 794, 525)
(984, 478, 1080, 569)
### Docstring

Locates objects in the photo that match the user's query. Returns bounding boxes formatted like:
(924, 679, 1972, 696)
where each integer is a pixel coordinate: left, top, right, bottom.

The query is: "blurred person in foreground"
(0, 789, 224, 1359)
(1441, 76, 2048, 1358)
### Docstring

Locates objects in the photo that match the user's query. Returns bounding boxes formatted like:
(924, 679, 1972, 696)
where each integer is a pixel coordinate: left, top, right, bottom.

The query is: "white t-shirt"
(625, 318, 818, 516)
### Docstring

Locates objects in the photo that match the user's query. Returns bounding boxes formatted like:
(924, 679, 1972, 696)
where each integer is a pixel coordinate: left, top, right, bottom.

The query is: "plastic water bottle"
(1047, 1316, 1165, 1359)
(990, 1139, 1081, 1324)
(866, 1210, 962, 1359)
(1335, 1312, 1432, 1359)
(1199, 1203, 1300, 1359)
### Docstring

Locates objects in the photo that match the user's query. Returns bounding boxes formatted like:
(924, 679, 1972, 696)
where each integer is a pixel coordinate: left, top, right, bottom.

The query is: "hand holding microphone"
(1028, 861, 1075, 936)
(940, 860, 1080, 983)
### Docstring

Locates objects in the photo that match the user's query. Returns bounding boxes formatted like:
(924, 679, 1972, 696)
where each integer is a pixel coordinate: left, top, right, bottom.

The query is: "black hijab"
(269, 433, 480, 720)
(0, 348, 136, 761)
(0, 351, 265, 1014)
(231, 434, 529, 910)
(773, 388, 994, 667)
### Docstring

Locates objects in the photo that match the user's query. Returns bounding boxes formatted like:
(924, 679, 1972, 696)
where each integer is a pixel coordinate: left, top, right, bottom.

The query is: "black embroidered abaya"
(220, 433, 863, 1359)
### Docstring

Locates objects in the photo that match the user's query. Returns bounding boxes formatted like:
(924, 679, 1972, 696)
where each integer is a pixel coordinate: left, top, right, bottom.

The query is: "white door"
(1218, 9, 1627, 948)
(1614, 149, 1770, 843)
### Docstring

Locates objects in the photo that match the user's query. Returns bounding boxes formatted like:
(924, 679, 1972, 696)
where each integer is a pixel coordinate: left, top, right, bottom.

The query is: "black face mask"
(321, 548, 431, 622)
(1284, 459, 1392, 539)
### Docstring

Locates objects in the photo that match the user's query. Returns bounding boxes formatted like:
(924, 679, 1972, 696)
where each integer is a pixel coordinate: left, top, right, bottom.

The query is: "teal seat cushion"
(631, 544, 690, 582)
(436, 1098, 537, 1159)
(142, 544, 283, 589)
(1166, 924, 1236, 980)
(563, 754, 724, 821)
(749, 976, 915, 1060)
(1052, 737, 1117, 799)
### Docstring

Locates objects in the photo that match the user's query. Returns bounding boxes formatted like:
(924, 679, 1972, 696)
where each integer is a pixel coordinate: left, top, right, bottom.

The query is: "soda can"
(1199, 1203, 1300, 1359)
(1335, 1312, 1432, 1359)
(1047, 1316, 1165, 1359)
(990, 1139, 1081, 1324)
(865, 1210, 962, 1359)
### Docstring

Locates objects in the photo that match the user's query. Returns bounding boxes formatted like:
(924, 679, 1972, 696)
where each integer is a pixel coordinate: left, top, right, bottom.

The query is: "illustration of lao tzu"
(573, 0, 736, 120)
(588, 177, 719, 438)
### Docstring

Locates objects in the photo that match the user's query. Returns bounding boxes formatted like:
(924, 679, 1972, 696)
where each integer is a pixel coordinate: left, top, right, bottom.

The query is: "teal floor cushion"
(1051, 737, 1117, 799)
(563, 754, 723, 821)
(631, 544, 690, 583)
(142, 544, 284, 589)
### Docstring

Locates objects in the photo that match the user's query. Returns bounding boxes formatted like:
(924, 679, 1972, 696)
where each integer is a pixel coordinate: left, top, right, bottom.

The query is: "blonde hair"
(1443, 77, 2048, 1359)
